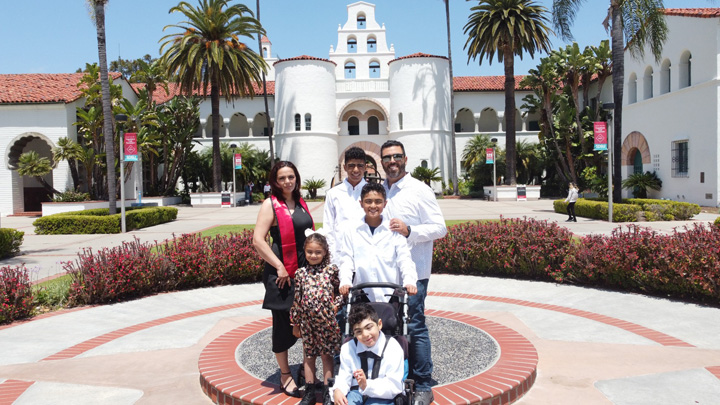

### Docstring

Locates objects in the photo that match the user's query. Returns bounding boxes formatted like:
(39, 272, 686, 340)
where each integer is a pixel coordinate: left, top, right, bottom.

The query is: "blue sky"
(0, 0, 714, 77)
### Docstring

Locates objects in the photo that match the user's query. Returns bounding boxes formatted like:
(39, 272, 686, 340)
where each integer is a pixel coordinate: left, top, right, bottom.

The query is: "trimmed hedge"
(0, 228, 24, 258)
(33, 207, 178, 234)
(625, 198, 701, 221)
(554, 199, 641, 222)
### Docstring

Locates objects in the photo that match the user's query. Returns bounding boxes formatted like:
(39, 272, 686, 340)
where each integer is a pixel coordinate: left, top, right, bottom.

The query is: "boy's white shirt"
(332, 332, 405, 399)
(337, 216, 417, 302)
(323, 178, 367, 262)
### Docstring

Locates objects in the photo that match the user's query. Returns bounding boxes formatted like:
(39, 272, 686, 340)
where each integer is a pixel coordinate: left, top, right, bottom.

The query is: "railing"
(336, 79, 388, 93)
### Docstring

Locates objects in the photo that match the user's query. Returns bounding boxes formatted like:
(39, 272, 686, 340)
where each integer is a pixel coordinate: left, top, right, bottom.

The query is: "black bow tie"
(359, 350, 381, 360)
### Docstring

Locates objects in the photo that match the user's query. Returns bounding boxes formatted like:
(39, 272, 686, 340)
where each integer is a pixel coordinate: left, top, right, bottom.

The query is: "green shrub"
(555, 198, 700, 222)
(625, 198, 700, 220)
(553, 198, 641, 222)
(714, 217, 720, 227)
(0, 265, 33, 324)
(52, 190, 91, 202)
(0, 228, 25, 258)
(33, 207, 178, 234)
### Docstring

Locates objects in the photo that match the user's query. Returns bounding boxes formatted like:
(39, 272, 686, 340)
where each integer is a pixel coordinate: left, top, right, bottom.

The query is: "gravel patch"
(237, 316, 499, 386)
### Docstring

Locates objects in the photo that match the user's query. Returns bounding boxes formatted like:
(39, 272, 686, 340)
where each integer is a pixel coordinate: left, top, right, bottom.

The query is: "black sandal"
(280, 371, 301, 398)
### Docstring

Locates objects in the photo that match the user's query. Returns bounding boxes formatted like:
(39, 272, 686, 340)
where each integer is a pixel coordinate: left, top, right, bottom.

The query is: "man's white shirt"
(338, 217, 417, 302)
(383, 175, 447, 280)
(324, 178, 367, 261)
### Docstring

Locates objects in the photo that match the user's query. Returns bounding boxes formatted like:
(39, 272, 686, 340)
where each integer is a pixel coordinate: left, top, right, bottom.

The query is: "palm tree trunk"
(256, 0, 275, 167)
(211, 74, 222, 192)
(611, 4, 623, 203)
(445, 0, 458, 195)
(94, 0, 117, 213)
(503, 46, 517, 185)
(68, 159, 80, 191)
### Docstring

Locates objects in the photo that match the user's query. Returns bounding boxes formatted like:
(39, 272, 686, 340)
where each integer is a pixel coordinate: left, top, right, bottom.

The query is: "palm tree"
(160, 0, 268, 192)
(53, 138, 85, 191)
(411, 167, 442, 187)
(622, 171, 662, 198)
(16, 151, 59, 195)
(464, 0, 553, 186)
(552, 0, 669, 203)
(256, 0, 275, 167)
(445, 0, 458, 195)
(88, 0, 118, 213)
(131, 60, 169, 107)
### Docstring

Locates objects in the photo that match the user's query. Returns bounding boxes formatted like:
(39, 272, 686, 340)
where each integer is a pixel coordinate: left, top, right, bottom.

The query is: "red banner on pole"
(593, 122, 608, 151)
(234, 153, 242, 169)
(124, 132, 138, 161)
(486, 148, 494, 164)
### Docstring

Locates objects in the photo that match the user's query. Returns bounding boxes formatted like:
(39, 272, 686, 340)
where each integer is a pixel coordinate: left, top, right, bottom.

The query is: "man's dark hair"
(360, 181, 386, 200)
(380, 140, 405, 156)
(349, 303, 379, 329)
(345, 146, 366, 163)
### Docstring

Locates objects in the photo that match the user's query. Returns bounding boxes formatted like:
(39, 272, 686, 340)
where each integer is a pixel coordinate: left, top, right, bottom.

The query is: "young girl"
(290, 232, 343, 405)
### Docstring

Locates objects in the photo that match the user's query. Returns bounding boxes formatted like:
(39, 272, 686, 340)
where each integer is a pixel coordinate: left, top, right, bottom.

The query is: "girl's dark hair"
(304, 233, 330, 267)
(269, 161, 302, 202)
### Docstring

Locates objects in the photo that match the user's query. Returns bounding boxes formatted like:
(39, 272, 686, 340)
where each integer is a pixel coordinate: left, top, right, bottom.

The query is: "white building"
(2, 3, 717, 215)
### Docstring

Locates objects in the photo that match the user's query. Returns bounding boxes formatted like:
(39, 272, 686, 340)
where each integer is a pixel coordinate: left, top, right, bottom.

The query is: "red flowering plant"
(0, 265, 34, 324)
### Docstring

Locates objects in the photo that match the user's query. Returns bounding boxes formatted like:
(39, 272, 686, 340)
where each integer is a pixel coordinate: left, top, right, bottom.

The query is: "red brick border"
(198, 312, 538, 405)
(0, 379, 34, 405)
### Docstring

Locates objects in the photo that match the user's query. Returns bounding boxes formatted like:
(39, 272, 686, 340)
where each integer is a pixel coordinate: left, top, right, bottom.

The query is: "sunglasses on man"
(381, 153, 405, 163)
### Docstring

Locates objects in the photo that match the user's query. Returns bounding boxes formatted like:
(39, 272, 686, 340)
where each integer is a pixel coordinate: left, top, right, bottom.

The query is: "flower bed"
(0, 265, 33, 324)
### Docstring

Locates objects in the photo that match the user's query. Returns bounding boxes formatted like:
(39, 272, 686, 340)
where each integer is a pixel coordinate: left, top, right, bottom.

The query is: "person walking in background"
(264, 181, 271, 199)
(565, 183, 579, 222)
(253, 161, 315, 398)
(379, 140, 447, 405)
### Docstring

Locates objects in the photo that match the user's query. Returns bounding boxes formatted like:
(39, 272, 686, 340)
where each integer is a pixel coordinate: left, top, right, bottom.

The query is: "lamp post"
(230, 143, 237, 207)
(602, 103, 614, 223)
(491, 137, 498, 202)
(115, 114, 128, 233)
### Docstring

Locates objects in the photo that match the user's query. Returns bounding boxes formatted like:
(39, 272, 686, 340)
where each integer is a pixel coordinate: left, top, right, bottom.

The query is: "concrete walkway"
(1, 200, 719, 404)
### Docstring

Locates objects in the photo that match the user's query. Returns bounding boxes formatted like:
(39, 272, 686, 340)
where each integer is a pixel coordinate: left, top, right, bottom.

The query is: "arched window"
(357, 14, 366, 29)
(305, 113, 311, 131)
(680, 51, 692, 89)
(643, 67, 654, 100)
(369, 61, 381, 78)
(367, 36, 377, 52)
(421, 160, 428, 168)
(660, 59, 671, 95)
(345, 62, 356, 79)
(294, 114, 301, 131)
(262, 47, 268, 58)
(455, 108, 475, 132)
(628, 73, 638, 104)
(347, 37, 357, 53)
(478, 108, 498, 132)
(368, 116, 379, 135)
(398, 113, 403, 130)
(348, 117, 360, 135)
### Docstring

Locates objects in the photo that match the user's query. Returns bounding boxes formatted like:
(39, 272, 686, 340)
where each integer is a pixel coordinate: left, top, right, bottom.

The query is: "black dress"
(262, 203, 314, 353)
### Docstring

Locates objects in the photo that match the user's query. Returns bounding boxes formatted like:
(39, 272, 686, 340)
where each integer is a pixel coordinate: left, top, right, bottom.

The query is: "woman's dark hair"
(349, 303, 379, 330)
(360, 181, 386, 200)
(304, 233, 330, 267)
(269, 161, 302, 202)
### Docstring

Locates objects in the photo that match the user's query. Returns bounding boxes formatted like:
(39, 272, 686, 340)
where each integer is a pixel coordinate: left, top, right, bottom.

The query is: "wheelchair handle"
(350, 282, 406, 292)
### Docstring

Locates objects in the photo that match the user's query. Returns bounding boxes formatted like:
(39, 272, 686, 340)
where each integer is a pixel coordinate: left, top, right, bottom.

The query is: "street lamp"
(491, 137, 498, 202)
(230, 143, 237, 207)
(602, 103, 614, 223)
(115, 114, 128, 233)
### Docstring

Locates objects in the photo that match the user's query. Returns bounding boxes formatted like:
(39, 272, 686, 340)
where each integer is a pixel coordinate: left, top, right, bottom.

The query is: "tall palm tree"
(445, 0, 458, 195)
(256, 0, 275, 167)
(464, 0, 553, 185)
(160, 0, 268, 192)
(552, 0, 668, 202)
(88, 0, 117, 212)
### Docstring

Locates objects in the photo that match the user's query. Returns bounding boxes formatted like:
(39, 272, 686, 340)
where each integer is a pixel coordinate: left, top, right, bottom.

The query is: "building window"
(660, 59, 671, 95)
(421, 160, 428, 168)
(367, 37, 377, 52)
(671, 140, 689, 177)
(680, 51, 692, 89)
(369, 61, 380, 78)
(357, 14, 366, 29)
(305, 113, 311, 131)
(294, 114, 301, 131)
(644, 67, 653, 100)
(628, 73, 637, 104)
(368, 116, 379, 134)
(348, 117, 360, 135)
(345, 62, 356, 79)
(398, 113, 403, 130)
(347, 37, 357, 53)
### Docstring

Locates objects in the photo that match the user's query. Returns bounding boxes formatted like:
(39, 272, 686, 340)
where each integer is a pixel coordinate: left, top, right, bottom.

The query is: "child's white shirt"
(337, 216, 417, 302)
(332, 332, 404, 400)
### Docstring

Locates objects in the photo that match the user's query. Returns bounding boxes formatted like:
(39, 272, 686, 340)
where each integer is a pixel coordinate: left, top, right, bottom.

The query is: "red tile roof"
(261, 36, 271, 44)
(273, 55, 336, 66)
(663, 8, 720, 18)
(0, 72, 122, 104)
(454, 75, 530, 91)
(133, 80, 275, 105)
(389, 53, 449, 64)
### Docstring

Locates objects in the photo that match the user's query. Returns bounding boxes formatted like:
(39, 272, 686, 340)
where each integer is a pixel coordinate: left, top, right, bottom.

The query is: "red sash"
(271, 195, 314, 278)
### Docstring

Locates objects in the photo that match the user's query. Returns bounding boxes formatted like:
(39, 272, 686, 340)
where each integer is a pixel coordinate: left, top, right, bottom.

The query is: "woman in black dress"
(253, 161, 314, 397)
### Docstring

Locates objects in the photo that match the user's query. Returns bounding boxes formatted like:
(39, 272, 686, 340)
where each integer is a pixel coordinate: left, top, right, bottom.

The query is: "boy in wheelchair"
(332, 303, 408, 405)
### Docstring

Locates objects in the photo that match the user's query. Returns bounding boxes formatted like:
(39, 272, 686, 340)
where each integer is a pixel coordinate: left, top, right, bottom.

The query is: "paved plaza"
(1, 200, 719, 404)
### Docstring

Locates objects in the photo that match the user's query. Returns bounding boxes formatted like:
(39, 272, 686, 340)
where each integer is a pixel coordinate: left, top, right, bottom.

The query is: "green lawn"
(33, 274, 72, 310)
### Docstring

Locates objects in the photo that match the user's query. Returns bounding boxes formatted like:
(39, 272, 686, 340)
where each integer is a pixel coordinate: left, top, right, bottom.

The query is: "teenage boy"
(380, 140, 447, 405)
(338, 182, 417, 302)
(324, 147, 368, 261)
(332, 303, 405, 405)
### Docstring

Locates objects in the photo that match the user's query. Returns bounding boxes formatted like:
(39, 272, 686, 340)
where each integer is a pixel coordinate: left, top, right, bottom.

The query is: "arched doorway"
(621, 131, 651, 169)
(6, 133, 56, 213)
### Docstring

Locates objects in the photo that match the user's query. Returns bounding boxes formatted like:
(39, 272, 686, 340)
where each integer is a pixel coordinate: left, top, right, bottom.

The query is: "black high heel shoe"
(280, 371, 302, 398)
